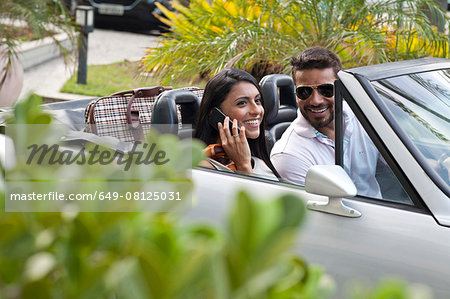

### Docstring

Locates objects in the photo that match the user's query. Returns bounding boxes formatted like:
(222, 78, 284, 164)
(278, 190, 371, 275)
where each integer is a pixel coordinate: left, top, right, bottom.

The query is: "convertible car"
(187, 58, 450, 297)
(4, 58, 450, 297)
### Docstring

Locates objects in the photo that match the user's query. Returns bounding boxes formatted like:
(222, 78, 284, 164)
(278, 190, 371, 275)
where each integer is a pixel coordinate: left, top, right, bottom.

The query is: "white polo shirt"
(270, 102, 381, 198)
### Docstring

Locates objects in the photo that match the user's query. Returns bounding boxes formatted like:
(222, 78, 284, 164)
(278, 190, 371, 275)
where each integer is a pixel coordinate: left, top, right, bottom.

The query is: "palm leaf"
(142, 0, 449, 81)
(0, 0, 76, 64)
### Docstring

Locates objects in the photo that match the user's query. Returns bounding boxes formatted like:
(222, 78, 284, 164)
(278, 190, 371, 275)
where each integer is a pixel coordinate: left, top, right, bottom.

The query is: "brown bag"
(84, 86, 173, 142)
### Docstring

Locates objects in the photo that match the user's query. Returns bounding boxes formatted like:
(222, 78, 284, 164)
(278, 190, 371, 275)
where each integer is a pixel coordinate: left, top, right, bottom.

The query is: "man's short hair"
(291, 47, 342, 83)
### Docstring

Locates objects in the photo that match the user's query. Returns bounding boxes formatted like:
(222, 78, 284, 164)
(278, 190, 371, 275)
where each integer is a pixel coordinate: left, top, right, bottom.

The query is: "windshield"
(372, 69, 450, 190)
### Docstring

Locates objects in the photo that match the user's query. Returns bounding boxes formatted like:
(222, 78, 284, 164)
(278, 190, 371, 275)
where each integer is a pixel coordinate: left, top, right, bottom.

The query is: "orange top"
(202, 144, 237, 171)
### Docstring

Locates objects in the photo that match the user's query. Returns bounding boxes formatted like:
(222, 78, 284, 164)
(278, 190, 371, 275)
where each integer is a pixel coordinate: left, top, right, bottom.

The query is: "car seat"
(259, 74, 297, 150)
(152, 88, 202, 138)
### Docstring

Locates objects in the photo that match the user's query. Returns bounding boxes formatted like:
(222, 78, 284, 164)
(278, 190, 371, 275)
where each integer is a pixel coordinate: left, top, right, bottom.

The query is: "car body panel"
(345, 58, 450, 81)
(189, 168, 450, 297)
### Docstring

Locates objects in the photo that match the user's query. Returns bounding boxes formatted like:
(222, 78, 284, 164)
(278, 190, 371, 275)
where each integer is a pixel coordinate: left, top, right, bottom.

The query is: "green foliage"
(0, 188, 331, 298)
(4, 94, 52, 125)
(350, 278, 434, 299)
(1, 24, 57, 42)
(0, 0, 76, 61)
(224, 191, 333, 299)
(142, 0, 450, 82)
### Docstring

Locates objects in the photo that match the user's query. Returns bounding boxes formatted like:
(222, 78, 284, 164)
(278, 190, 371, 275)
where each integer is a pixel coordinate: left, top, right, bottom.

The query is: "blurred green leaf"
(350, 278, 434, 299)
(8, 94, 52, 125)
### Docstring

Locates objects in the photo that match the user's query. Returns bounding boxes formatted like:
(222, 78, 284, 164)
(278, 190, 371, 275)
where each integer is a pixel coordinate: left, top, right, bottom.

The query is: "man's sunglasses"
(295, 83, 334, 100)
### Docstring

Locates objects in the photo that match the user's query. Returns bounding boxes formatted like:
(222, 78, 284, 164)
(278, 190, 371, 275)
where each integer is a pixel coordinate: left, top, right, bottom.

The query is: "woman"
(194, 68, 279, 178)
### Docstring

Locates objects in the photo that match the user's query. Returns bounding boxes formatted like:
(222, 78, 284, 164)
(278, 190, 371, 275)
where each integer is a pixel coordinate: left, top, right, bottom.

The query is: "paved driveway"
(20, 29, 160, 101)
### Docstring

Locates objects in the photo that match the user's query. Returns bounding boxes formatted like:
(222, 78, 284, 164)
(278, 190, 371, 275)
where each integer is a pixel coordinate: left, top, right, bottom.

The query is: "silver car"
(187, 58, 450, 297)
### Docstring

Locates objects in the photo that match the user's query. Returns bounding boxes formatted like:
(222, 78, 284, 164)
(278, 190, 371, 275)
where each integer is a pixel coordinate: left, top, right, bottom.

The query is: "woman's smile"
(220, 81, 264, 139)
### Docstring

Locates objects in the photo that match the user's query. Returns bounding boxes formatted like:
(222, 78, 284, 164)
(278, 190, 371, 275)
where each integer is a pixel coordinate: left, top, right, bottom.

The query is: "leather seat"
(259, 74, 297, 150)
(266, 122, 292, 151)
(152, 89, 201, 138)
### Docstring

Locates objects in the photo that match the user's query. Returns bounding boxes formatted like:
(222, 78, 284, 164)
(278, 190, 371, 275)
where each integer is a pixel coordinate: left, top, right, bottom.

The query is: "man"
(270, 47, 381, 198)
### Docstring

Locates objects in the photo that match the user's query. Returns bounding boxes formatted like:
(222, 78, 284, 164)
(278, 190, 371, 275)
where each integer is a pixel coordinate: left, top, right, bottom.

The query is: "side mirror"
(305, 165, 361, 218)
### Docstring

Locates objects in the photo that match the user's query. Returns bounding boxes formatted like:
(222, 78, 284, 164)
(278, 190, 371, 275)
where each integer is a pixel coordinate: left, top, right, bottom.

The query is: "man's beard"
(300, 107, 334, 130)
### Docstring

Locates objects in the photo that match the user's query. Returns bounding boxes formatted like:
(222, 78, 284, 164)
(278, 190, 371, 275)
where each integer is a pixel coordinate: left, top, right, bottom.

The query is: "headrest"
(152, 89, 201, 135)
(259, 74, 297, 125)
(153, 89, 201, 124)
(270, 122, 292, 141)
(275, 108, 297, 124)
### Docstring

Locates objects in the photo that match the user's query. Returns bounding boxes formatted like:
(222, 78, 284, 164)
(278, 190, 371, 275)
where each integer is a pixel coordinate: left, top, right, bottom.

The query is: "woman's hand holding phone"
(218, 117, 252, 173)
(208, 107, 239, 133)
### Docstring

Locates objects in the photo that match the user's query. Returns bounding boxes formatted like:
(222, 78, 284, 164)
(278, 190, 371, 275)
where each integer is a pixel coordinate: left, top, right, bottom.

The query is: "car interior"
(151, 88, 202, 138)
(42, 75, 298, 181)
(38, 72, 420, 205)
(144, 74, 298, 148)
(43, 74, 297, 140)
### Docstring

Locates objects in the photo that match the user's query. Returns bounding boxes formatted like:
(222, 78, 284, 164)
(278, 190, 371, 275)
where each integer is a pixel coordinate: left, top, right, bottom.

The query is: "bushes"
(0, 0, 75, 59)
(142, 0, 449, 82)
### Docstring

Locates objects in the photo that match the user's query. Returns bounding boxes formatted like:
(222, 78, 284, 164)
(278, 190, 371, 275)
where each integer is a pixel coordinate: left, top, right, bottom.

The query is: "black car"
(65, 0, 173, 30)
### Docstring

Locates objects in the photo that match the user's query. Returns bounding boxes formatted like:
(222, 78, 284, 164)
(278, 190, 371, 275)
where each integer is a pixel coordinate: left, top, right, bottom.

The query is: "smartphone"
(208, 107, 240, 133)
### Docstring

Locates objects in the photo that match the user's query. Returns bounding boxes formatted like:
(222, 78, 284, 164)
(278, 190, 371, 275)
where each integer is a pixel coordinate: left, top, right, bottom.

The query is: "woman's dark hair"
(194, 68, 279, 177)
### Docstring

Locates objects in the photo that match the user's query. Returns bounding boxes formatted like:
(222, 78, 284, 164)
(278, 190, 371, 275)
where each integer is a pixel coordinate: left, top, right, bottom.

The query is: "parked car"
(64, 0, 173, 30)
(5, 58, 450, 297)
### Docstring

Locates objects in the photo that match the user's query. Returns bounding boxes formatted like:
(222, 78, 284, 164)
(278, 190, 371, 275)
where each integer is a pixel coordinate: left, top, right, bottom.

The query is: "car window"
(372, 69, 450, 192)
(340, 99, 413, 205)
